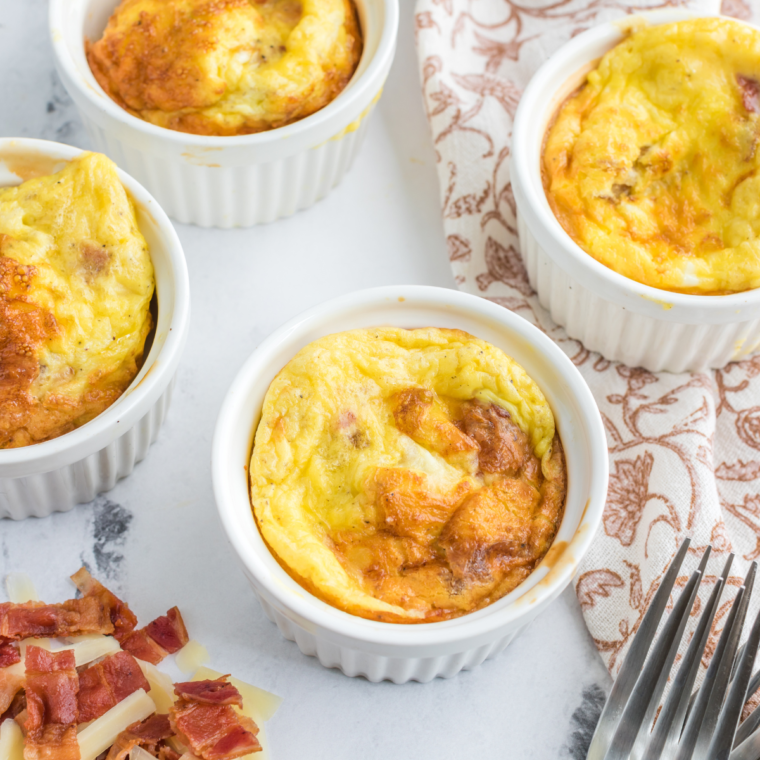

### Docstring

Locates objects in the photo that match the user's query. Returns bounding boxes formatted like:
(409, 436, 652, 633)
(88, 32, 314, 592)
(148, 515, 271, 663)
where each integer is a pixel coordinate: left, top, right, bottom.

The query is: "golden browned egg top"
(86, 0, 363, 136)
(543, 18, 760, 294)
(249, 328, 566, 623)
(0, 153, 155, 449)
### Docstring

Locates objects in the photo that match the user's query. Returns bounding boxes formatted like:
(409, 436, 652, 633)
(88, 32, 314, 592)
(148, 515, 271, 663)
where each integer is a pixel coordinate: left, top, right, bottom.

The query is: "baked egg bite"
(249, 327, 566, 623)
(86, 0, 363, 136)
(0, 152, 155, 449)
(543, 17, 760, 294)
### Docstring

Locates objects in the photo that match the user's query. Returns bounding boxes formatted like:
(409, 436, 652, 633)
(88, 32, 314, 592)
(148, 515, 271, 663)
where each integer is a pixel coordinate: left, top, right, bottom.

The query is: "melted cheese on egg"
(543, 18, 760, 294)
(87, 0, 363, 136)
(0, 153, 155, 448)
(249, 328, 566, 623)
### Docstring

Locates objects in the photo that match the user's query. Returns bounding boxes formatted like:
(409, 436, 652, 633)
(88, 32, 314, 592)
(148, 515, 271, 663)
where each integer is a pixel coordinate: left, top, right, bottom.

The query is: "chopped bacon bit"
(0, 669, 25, 716)
(24, 646, 80, 760)
(0, 598, 113, 640)
(204, 723, 260, 760)
(14, 707, 28, 734)
(120, 630, 167, 666)
(78, 651, 150, 723)
(158, 747, 181, 760)
(121, 608, 189, 665)
(173, 679, 242, 707)
(0, 642, 20, 667)
(146, 608, 189, 655)
(0, 687, 26, 723)
(169, 677, 260, 760)
(128, 714, 173, 742)
(71, 568, 138, 644)
(170, 704, 260, 760)
(105, 714, 174, 760)
(737, 74, 760, 114)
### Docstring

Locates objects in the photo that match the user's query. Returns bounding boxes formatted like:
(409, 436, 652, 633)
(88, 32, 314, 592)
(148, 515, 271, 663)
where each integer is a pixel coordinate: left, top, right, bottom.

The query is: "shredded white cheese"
(129, 745, 157, 760)
(4, 574, 39, 604)
(0, 719, 24, 760)
(136, 659, 175, 715)
(55, 635, 121, 667)
(77, 689, 156, 760)
(174, 641, 209, 674)
(18, 638, 51, 658)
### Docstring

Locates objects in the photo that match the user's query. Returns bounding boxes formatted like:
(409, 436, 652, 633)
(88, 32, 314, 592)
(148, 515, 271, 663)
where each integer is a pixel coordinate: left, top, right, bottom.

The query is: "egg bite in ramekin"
(511, 10, 760, 372)
(0, 139, 190, 520)
(212, 286, 607, 683)
(49, 0, 398, 228)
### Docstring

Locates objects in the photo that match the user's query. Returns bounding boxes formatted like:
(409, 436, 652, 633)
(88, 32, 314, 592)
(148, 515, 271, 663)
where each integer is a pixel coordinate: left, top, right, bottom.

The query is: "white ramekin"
(49, 0, 398, 228)
(212, 286, 608, 683)
(0, 139, 190, 520)
(511, 10, 760, 373)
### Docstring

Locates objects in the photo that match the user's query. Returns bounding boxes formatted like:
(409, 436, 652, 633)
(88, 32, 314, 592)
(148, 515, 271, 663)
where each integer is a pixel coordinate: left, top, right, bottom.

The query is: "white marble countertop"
(0, 2, 611, 757)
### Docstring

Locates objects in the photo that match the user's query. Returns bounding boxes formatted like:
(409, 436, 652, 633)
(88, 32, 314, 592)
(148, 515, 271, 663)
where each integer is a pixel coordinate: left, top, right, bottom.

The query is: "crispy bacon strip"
(173, 679, 242, 707)
(71, 568, 138, 643)
(0, 642, 20, 667)
(121, 608, 189, 665)
(0, 598, 112, 641)
(105, 713, 174, 760)
(24, 646, 80, 760)
(169, 679, 260, 760)
(77, 651, 150, 723)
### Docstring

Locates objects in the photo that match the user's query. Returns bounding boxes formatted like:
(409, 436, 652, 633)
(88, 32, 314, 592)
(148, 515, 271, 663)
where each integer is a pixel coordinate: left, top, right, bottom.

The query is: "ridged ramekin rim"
(212, 285, 609, 649)
(0, 138, 190, 474)
(511, 9, 760, 321)
(48, 0, 399, 150)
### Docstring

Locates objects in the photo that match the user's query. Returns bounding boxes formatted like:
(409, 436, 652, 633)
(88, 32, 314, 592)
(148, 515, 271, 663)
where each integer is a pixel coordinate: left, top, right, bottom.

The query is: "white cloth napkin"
(414, 0, 760, 680)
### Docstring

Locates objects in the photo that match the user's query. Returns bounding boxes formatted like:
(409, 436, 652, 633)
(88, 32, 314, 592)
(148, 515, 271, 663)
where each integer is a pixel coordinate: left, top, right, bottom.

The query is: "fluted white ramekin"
(49, 0, 398, 228)
(0, 139, 190, 520)
(212, 286, 608, 683)
(511, 9, 760, 373)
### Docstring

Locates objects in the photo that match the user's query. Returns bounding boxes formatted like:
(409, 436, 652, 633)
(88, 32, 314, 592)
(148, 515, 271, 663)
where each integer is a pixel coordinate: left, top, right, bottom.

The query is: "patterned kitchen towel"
(414, 0, 760, 680)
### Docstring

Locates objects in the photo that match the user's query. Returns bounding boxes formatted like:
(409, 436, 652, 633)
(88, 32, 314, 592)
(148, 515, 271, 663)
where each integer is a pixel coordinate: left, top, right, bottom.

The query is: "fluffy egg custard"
(249, 328, 567, 623)
(543, 18, 760, 294)
(86, 0, 363, 136)
(0, 153, 155, 448)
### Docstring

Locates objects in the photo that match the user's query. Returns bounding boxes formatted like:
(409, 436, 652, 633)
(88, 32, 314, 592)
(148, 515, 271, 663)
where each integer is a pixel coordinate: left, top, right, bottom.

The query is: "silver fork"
(585, 539, 760, 760)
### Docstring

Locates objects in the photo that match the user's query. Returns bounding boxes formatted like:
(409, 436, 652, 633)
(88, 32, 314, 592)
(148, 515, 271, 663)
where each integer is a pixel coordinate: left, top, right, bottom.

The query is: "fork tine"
(693, 563, 757, 759)
(643, 571, 728, 760)
(735, 693, 760, 748)
(707, 564, 760, 760)
(731, 623, 760, 749)
(730, 730, 760, 760)
(629, 547, 714, 760)
(676, 569, 754, 760)
(683, 555, 736, 724)
(603, 568, 704, 759)
(586, 539, 691, 760)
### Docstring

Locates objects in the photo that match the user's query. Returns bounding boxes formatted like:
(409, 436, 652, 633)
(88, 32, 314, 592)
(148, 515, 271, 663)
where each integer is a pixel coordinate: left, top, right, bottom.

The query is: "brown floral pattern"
(415, 0, 760, 680)
(605, 453, 655, 547)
